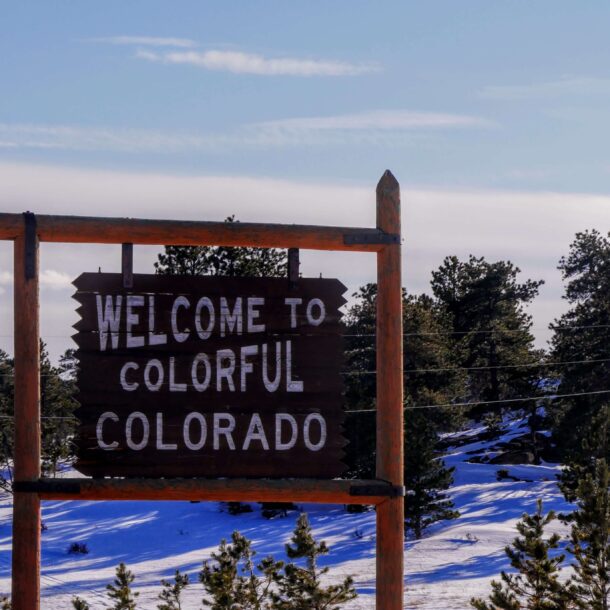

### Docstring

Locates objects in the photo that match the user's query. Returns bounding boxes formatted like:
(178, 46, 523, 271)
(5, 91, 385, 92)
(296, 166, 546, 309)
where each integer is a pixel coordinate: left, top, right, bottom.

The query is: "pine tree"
(154, 216, 287, 278)
(107, 562, 139, 610)
(71, 597, 90, 610)
(404, 410, 459, 539)
(343, 284, 465, 478)
(431, 255, 543, 419)
(199, 531, 283, 609)
(471, 500, 569, 610)
(549, 230, 610, 468)
(564, 457, 610, 609)
(40, 343, 78, 476)
(274, 513, 356, 610)
(157, 570, 189, 610)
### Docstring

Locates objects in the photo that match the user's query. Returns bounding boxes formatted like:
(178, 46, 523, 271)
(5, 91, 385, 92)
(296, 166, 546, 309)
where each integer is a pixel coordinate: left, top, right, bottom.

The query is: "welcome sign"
(72, 273, 347, 478)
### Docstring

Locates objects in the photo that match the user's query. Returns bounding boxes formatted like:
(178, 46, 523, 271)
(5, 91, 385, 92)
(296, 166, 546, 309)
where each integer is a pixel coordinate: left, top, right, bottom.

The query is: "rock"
(489, 450, 535, 465)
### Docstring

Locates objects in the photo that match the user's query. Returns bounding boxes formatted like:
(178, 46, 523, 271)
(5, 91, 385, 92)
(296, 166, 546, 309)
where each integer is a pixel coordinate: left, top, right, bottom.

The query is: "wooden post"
(12, 214, 41, 610)
(288, 247, 300, 282)
(121, 242, 133, 288)
(375, 171, 404, 610)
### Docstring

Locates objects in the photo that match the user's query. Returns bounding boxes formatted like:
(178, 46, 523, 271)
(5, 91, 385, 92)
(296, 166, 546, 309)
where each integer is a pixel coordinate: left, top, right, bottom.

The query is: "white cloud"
(135, 48, 379, 76)
(0, 111, 493, 154)
(40, 269, 72, 289)
(479, 76, 610, 100)
(89, 36, 197, 48)
(255, 110, 495, 132)
(2, 162, 609, 358)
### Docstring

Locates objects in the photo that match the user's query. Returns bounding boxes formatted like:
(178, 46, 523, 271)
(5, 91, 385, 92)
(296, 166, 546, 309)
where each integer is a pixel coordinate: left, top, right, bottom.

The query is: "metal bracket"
(14, 480, 82, 494)
(23, 212, 37, 280)
(343, 232, 400, 246)
(122, 242, 133, 288)
(349, 482, 405, 498)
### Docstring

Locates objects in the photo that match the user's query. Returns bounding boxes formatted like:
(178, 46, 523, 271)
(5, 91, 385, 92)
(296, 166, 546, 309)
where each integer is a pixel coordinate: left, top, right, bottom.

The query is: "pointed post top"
(376, 169, 399, 196)
(376, 170, 400, 234)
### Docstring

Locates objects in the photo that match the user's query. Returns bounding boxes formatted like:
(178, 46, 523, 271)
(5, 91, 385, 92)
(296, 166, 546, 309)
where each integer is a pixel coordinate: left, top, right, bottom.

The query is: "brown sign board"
(72, 273, 347, 478)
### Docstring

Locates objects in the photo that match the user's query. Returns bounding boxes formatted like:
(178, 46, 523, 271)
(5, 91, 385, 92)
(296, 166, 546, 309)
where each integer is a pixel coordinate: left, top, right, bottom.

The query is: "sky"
(1, 1, 610, 361)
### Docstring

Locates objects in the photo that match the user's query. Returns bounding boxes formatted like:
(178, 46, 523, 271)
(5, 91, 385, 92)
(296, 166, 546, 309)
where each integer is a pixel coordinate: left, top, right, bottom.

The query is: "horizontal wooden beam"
(17, 478, 403, 505)
(0, 213, 396, 252)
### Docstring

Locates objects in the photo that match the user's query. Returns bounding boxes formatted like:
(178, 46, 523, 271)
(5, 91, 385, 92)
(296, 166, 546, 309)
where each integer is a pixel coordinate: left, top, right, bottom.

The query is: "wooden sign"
(72, 273, 347, 478)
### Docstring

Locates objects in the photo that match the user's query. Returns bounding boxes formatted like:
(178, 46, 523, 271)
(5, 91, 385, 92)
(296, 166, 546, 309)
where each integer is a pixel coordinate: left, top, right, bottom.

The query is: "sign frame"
(2, 170, 404, 610)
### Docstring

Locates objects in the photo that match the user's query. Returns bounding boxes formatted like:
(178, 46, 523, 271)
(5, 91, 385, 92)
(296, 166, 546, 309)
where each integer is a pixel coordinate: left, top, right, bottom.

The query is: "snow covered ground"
(0, 418, 573, 609)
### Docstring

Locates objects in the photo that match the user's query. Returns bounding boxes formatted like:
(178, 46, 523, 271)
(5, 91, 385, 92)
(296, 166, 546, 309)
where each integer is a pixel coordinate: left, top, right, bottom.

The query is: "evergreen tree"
(404, 409, 459, 539)
(563, 452, 610, 609)
(274, 513, 356, 609)
(157, 570, 189, 610)
(549, 230, 610, 466)
(0, 344, 77, 487)
(343, 284, 465, 478)
(431, 255, 543, 418)
(471, 500, 569, 610)
(71, 597, 90, 610)
(154, 216, 287, 278)
(40, 344, 78, 476)
(107, 562, 139, 610)
(199, 531, 283, 610)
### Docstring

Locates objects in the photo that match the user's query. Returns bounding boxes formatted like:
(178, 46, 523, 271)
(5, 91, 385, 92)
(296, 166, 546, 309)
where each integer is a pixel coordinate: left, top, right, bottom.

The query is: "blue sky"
(2, 1, 610, 360)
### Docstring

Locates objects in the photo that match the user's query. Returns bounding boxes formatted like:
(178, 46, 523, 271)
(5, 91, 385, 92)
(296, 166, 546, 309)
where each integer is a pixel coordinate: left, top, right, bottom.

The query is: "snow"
(0, 418, 574, 609)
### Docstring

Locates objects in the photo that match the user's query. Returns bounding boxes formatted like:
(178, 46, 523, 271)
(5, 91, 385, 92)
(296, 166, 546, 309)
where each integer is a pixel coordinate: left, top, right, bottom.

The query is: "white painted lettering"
(286, 340, 303, 392)
(120, 361, 139, 391)
(156, 412, 177, 450)
(169, 356, 187, 392)
(306, 298, 326, 326)
(144, 359, 164, 391)
(220, 297, 243, 337)
(126, 412, 149, 450)
(183, 412, 207, 450)
(247, 297, 265, 333)
(284, 297, 302, 329)
(240, 345, 258, 391)
(213, 413, 236, 450)
(96, 411, 119, 450)
(148, 295, 167, 346)
(216, 349, 236, 392)
(171, 296, 191, 343)
(191, 353, 211, 392)
(262, 342, 282, 392)
(195, 297, 215, 340)
(96, 294, 122, 351)
(303, 413, 326, 451)
(275, 413, 298, 450)
(243, 413, 269, 450)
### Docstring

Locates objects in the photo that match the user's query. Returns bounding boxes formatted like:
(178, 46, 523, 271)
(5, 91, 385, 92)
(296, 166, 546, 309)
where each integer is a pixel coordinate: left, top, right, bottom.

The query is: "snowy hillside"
(0, 417, 573, 609)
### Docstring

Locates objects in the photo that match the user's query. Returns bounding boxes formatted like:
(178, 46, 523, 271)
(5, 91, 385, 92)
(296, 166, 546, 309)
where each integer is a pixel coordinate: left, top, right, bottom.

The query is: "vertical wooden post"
(288, 247, 300, 283)
(122, 243, 133, 288)
(375, 171, 404, 610)
(12, 213, 41, 610)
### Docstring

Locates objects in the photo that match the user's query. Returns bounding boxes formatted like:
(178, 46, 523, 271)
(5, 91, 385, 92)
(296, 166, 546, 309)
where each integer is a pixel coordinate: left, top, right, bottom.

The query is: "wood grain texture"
(12, 231, 41, 610)
(375, 170, 405, 610)
(35, 477, 391, 505)
(0, 212, 390, 251)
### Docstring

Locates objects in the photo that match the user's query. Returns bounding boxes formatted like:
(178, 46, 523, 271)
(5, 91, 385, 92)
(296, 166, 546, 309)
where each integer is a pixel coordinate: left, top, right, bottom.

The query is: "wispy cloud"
(88, 36, 197, 48)
(135, 48, 379, 76)
(479, 76, 610, 100)
(255, 110, 495, 131)
(0, 111, 493, 153)
(0, 269, 72, 289)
